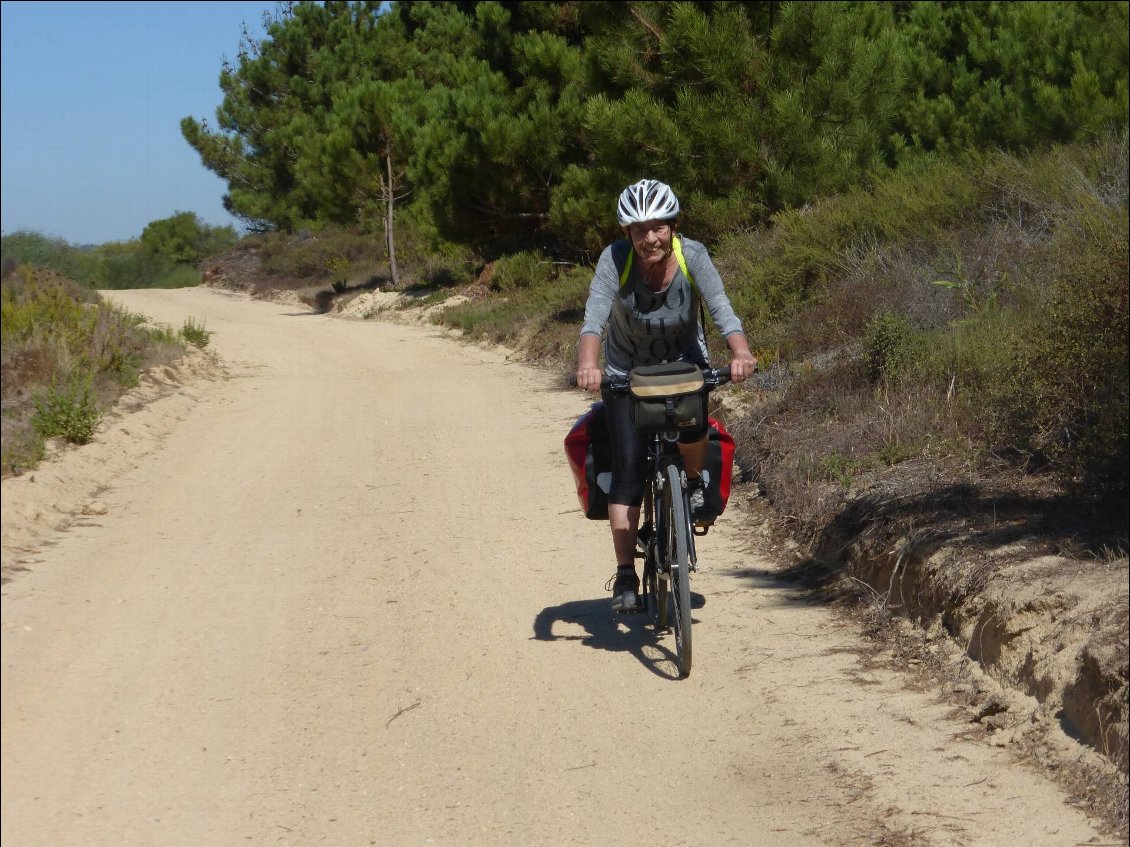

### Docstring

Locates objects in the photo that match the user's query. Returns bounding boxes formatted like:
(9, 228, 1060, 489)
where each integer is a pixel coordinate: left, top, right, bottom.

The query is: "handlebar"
(600, 366, 732, 392)
(568, 366, 734, 392)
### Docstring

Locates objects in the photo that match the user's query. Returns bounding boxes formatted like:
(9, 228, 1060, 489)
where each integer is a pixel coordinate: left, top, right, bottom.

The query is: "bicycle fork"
(654, 458, 699, 574)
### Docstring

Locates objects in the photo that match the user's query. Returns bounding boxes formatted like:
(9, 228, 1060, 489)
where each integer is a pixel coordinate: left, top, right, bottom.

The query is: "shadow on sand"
(532, 591, 707, 680)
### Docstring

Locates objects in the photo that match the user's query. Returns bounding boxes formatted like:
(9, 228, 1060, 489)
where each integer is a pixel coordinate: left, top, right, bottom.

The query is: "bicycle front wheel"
(641, 483, 667, 631)
(662, 461, 693, 676)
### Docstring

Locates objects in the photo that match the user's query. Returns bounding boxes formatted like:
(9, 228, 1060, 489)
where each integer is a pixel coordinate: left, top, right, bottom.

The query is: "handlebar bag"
(564, 401, 612, 520)
(628, 362, 706, 435)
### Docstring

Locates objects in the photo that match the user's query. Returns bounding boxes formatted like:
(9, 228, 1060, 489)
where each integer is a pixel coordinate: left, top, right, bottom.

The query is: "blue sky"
(1, 1, 281, 245)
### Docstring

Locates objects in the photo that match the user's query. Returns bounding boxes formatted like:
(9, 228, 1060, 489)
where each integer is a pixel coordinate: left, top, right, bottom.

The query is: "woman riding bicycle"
(575, 179, 757, 613)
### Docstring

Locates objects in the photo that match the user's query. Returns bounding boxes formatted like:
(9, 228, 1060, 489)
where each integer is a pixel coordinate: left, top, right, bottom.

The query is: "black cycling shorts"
(602, 387, 708, 507)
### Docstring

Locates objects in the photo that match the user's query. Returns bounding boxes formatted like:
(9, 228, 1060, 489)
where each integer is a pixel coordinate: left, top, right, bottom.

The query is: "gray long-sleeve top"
(580, 236, 745, 376)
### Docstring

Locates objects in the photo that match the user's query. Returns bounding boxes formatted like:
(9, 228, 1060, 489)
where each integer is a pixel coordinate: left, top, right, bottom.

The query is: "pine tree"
(892, 1, 1129, 157)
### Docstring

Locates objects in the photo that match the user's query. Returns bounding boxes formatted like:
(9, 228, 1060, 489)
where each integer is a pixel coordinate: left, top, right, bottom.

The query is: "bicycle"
(601, 365, 731, 678)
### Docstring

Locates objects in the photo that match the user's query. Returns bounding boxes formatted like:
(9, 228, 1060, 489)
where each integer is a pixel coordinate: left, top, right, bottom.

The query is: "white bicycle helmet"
(616, 179, 680, 226)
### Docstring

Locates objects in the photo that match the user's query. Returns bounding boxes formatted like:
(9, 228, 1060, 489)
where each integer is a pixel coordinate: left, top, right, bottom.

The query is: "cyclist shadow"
(532, 593, 706, 681)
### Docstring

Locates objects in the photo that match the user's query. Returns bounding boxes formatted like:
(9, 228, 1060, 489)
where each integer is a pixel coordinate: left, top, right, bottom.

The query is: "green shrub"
(991, 230, 1129, 497)
(32, 375, 102, 444)
(149, 264, 203, 289)
(441, 263, 588, 346)
(2, 265, 186, 474)
(96, 244, 177, 289)
(914, 308, 1025, 404)
(863, 311, 919, 384)
(490, 251, 556, 292)
(712, 156, 988, 333)
(820, 452, 869, 488)
(259, 229, 380, 280)
(1, 266, 95, 344)
(0, 421, 45, 473)
(180, 317, 212, 348)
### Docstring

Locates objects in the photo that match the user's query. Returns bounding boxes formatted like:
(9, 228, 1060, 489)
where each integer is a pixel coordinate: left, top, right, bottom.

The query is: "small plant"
(326, 253, 351, 286)
(821, 452, 865, 487)
(32, 375, 102, 444)
(863, 311, 918, 384)
(145, 323, 180, 345)
(931, 254, 1001, 317)
(180, 317, 212, 348)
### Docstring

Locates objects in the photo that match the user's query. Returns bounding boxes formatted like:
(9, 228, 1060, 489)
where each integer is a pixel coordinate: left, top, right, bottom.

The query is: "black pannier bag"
(627, 362, 706, 434)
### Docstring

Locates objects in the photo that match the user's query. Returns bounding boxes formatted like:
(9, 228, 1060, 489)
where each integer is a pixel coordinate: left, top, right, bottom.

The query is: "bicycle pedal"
(692, 523, 712, 536)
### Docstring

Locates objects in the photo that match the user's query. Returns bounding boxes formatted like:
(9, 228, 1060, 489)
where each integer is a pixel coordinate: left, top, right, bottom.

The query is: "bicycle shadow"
(532, 593, 706, 681)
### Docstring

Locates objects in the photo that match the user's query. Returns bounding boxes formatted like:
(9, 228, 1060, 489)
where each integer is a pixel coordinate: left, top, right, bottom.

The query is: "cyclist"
(575, 179, 757, 612)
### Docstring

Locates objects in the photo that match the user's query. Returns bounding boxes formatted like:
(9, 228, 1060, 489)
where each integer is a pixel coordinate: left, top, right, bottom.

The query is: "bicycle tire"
(663, 461, 692, 676)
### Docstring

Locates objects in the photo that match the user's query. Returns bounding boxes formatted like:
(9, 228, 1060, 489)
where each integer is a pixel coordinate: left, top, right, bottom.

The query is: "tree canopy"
(182, 0, 1129, 256)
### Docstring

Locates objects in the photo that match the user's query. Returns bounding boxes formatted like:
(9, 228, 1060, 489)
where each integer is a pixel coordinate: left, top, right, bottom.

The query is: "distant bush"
(96, 245, 185, 289)
(713, 156, 986, 327)
(149, 264, 203, 289)
(1, 228, 210, 291)
(490, 251, 556, 293)
(258, 229, 373, 279)
(390, 205, 478, 289)
(193, 199, 480, 296)
(0, 231, 102, 288)
(139, 211, 237, 266)
(241, 217, 477, 297)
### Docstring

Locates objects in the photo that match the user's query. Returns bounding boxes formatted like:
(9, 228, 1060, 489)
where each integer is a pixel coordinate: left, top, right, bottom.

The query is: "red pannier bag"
(698, 416, 736, 524)
(564, 404, 736, 522)
(564, 402, 612, 520)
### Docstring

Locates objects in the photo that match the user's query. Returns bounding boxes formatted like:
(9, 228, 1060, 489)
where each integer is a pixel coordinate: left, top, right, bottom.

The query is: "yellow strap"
(620, 235, 694, 289)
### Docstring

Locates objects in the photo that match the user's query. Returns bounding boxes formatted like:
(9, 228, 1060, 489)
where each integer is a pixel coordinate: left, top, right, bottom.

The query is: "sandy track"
(0, 288, 1105, 845)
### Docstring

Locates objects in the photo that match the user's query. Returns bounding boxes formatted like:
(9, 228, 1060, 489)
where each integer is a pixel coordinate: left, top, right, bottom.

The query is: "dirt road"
(1, 288, 1107, 845)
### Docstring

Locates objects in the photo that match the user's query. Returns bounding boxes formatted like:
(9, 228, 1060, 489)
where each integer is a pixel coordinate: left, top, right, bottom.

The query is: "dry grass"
(1, 265, 185, 474)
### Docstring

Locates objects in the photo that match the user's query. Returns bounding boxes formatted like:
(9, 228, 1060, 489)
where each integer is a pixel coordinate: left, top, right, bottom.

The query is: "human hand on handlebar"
(575, 367, 604, 393)
(728, 354, 758, 383)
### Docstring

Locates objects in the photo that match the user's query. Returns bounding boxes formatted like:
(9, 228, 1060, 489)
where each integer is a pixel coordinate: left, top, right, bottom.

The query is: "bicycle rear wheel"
(662, 462, 692, 676)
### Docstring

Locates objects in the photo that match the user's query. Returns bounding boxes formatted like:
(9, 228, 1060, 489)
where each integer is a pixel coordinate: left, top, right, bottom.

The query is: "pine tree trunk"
(385, 152, 400, 289)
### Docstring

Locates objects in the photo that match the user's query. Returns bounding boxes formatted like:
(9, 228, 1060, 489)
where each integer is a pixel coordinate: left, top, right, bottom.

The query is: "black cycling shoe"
(608, 566, 641, 613)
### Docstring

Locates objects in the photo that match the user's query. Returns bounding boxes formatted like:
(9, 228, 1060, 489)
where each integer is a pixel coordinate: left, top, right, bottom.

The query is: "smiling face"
(626, 219, 675, 268)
